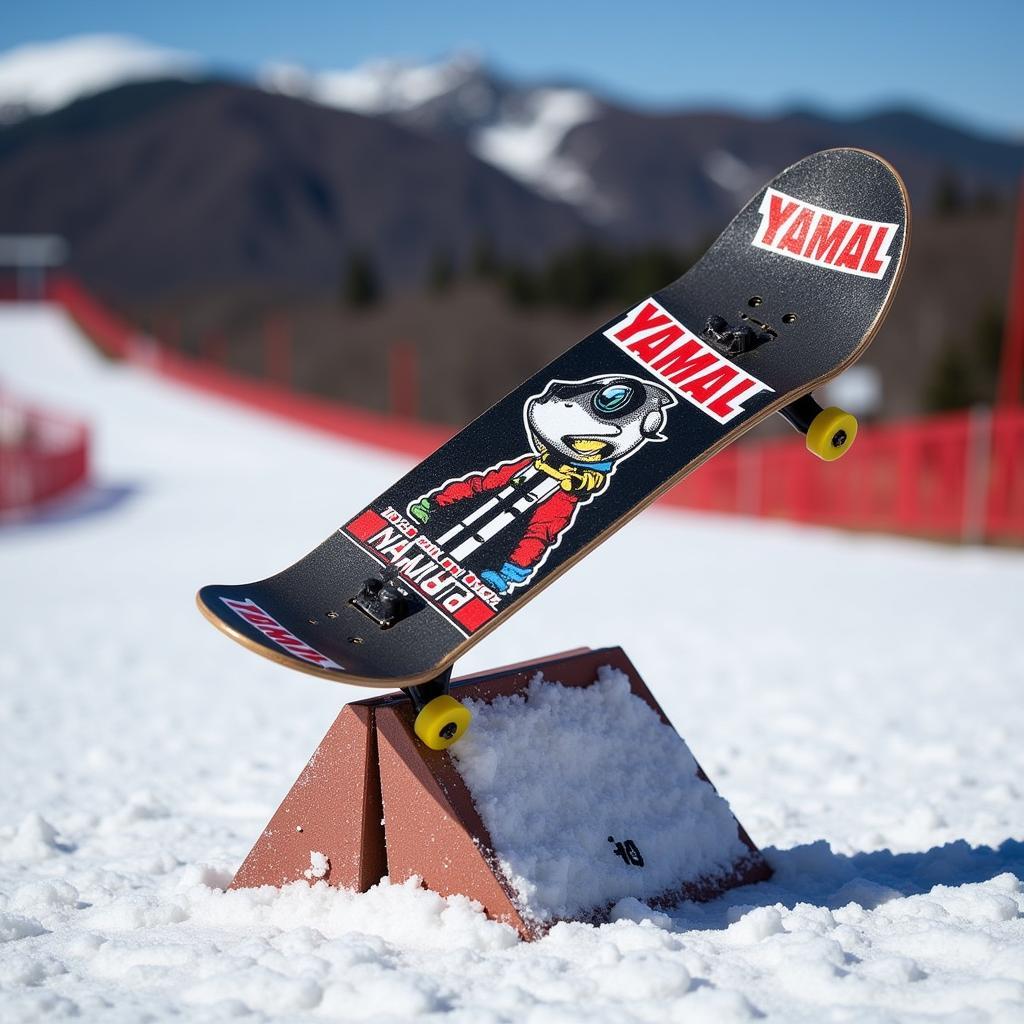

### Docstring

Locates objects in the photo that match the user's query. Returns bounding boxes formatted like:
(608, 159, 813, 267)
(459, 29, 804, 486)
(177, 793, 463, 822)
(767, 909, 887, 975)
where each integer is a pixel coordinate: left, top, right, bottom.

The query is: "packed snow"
(2, 304, 1024, 1021)
(0, 35, 199, 122)
(451, 667, 751, 921)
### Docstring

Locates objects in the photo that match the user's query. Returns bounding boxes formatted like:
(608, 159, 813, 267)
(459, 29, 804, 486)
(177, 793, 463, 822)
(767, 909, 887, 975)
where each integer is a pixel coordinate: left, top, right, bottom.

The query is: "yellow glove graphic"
(562, 468, 606, 492)
(534, 456, 606, 493)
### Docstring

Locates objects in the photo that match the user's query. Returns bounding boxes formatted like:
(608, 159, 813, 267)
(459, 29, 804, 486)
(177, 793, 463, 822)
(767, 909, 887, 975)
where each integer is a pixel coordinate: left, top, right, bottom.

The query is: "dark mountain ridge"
(0, 74, 1020, 300)
(0, 79, 590, 296)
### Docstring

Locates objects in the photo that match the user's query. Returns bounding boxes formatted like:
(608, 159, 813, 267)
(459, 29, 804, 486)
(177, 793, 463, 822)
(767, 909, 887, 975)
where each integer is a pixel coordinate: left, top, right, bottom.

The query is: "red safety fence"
(0, 395, 90, 513)
(9, 274, 1024, 543)
(663, 407, 1024, 542)
(47, 276, 450, 458)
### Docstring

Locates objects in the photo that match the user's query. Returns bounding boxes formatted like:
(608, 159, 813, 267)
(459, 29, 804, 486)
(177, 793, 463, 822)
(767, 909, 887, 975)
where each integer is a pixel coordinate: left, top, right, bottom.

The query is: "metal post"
(961, 405, 993, 544)
(389, 342, 418, 419)
(265, 315, 291, 387)
(997, 178, 1024, 407)
(738, 443, 762, 518)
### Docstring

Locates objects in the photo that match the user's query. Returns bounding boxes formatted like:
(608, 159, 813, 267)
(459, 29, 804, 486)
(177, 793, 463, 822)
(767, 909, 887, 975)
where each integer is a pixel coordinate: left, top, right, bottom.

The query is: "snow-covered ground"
(2, 304, 1023, 1022)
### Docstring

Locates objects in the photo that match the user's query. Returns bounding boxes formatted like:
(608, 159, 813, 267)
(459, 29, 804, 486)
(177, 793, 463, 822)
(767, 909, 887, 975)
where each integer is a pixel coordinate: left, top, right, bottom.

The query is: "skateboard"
(198, 148, 910, 749)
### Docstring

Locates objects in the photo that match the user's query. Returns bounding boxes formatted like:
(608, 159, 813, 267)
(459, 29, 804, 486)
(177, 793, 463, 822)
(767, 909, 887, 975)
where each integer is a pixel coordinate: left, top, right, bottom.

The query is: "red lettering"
(241, 610, 276, 628)
(708, 376, 757, 419)
(761, 192, 800, 246)
(777, 207, 813, 255)
(834, 223, 871, 271)
(678, 365, 738, 405)
(652, 339, 718, 383)
(803, 215, 852, 264)
(222, 598, 337, 668)
(369, 527, 403, 551)
(612, 301, 671, 342)
(861, 225, 891, 276)
(262, 626, 297, 643)
(627, 324, 684, 361)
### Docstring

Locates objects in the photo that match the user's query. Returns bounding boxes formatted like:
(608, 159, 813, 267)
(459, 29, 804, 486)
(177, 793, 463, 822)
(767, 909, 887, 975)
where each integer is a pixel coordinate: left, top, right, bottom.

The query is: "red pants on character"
(433, 456, 582, 569)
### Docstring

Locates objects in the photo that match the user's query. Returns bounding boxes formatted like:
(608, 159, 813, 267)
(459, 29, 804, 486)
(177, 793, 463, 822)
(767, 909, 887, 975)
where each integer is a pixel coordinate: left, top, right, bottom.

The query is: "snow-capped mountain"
(261, 53, 484, 118)
(0, 34, 199, 124)
(255, 52, 1024, 236)
(0, 78, 589, 295)
(261, 55, 604, 210)
(3, 36, 1022, 238)
(1, 35, 1022, 304)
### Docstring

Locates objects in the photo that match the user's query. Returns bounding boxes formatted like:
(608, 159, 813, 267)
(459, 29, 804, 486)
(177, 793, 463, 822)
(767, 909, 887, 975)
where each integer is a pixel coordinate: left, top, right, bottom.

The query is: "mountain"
(0, 35, 199, 124)
(0, 80, 589, 296)
(551, 105, 1024, 244)
(277, 55, 1024, 243)
(0, 43, 1021, 302)
(263, 55, 603, 210)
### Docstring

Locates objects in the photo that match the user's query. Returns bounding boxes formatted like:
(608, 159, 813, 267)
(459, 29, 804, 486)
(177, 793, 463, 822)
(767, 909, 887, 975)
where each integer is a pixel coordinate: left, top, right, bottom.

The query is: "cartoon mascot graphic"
(407, 374, 676, 595)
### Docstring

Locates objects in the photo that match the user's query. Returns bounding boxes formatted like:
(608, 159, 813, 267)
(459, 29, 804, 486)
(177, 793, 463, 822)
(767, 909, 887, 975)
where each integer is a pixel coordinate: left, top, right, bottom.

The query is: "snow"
(451, 667, 749, 921)
(0, 35, 200, 122)
(473, 87, 598, 205)
(304, 851, 330, 881)
(2, 33, 603, 213)
(703, 149, 760, 195)
(261, 53, 480, 115)
(2, 302, 1024, 1020)
(261, 54, 601, 209)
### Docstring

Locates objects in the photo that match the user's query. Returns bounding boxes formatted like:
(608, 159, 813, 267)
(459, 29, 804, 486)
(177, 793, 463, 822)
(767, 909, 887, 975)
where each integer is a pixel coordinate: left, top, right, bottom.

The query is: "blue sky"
(3, 0, 1022, 137)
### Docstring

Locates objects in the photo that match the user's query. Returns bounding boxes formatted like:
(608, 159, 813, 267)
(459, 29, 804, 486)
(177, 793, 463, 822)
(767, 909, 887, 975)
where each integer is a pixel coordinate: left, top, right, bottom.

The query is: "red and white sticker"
(605, 299, 772, 423)
(221, 597, 342, 670)
(753, 187, 898, 279)
(343, 508, 497, 636)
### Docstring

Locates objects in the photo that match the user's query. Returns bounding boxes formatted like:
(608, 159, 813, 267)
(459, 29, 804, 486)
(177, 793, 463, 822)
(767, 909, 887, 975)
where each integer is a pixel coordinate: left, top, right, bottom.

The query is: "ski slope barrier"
(45, 275, 1024, 544)
(0, 392, 88, 514)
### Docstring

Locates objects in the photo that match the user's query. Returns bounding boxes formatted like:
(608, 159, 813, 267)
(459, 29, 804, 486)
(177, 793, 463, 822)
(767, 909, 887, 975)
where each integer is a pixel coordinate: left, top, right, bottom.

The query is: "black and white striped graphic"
(435, 464, 563, 562)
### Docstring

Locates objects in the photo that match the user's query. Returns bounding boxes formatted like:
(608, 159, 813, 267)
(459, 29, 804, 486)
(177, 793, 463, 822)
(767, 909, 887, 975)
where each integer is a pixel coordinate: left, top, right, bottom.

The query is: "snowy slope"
(2, 304, 1024, 1021)
(0, 35, 199, 122)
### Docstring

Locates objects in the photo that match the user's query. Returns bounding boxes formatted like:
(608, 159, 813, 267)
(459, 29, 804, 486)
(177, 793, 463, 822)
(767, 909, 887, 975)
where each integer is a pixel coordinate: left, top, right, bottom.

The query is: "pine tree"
(617, 246, 691, 306)
(974, 186, 1004, 215)
(428, 248, 455, 293)
(975, 303, 1006, 402)
(545, 243, 615, 309)
(471, 236, 500, 278)
(924, 341, 974, 412)
(933, 172, 966, 217)
(342, 250, 380, 309)
(503, 265, 542, 306)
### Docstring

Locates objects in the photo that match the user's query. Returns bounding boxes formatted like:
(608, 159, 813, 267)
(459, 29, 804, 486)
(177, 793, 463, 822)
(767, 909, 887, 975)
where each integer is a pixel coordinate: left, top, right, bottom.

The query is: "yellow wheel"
(413, 695, 472, 750)
(805, 406, 858, 462)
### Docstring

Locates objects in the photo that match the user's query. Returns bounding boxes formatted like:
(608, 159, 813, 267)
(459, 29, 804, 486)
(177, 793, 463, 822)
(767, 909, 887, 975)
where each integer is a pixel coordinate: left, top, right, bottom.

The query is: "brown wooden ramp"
(231, 647, 771, 939)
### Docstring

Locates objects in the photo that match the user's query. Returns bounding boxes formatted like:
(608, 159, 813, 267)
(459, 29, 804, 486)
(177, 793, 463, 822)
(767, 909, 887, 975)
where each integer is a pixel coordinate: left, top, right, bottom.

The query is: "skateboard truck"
(351, 572, 470, 748)
(703, 314, 773, 355)
(351, 568, 422, 628)
(779, 393, 859, 461)
(405, 666, 472, 750)
(702, 312, 859, 461)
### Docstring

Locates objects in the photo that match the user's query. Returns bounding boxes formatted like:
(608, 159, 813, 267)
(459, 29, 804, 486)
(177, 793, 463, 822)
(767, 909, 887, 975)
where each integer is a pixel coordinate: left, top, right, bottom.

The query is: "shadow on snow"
(0, 481, 139, 532)
(670, 837, 1024, 930)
